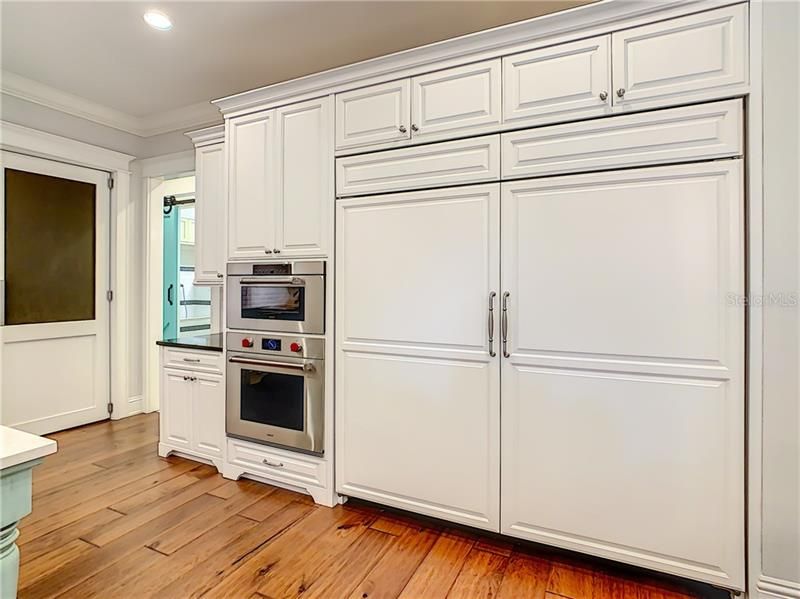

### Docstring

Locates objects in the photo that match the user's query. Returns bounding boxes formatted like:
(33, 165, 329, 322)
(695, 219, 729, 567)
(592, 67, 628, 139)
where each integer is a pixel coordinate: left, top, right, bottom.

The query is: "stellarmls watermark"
(726, 292, 799, 307)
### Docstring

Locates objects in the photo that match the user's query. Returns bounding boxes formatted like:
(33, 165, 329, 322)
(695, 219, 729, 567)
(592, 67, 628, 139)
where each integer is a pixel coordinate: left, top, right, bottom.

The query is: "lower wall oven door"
(226, 353, 324, 455)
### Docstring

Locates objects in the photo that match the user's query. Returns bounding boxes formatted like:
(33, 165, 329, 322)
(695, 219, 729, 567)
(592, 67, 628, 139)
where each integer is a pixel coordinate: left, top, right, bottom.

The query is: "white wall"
(758, 0, 800, 595)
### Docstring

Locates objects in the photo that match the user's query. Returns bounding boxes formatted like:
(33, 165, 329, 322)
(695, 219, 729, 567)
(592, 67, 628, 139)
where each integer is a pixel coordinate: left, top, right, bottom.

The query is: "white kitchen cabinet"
(500, 161, 744, 590)
(227, 110, 277, 261)
(410, 59, 501, 140)
(276, 97, 332, 257)
(612, 4, 747, 108)
(336, 184, 500, 531)
(158, 348, 225, 471)
(503, 35, 611, 126)
(161, 368, 193, 451)
(335, 80, 410, 150)
(187, 125, 226, 284)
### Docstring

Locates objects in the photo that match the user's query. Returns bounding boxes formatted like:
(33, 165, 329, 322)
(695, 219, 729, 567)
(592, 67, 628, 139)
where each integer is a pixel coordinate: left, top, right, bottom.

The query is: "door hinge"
(107, 402, 114, 415)
(107, 176, 114, 190)
(106, 290, 114, 302)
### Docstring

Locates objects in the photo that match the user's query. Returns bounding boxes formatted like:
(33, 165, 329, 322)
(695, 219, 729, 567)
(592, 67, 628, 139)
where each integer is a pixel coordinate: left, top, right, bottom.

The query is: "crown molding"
(0, 70, 221, 137)
(211, 0, 735, 117)
(185, 124, 225, 147)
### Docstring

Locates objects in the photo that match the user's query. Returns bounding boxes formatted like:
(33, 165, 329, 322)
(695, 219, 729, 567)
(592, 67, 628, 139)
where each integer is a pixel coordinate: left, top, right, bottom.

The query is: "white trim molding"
(186, 124, 224, 147)
(1, 70, 221, 137)
(211, 0, 739, 117)
(758, 576, 800, 599)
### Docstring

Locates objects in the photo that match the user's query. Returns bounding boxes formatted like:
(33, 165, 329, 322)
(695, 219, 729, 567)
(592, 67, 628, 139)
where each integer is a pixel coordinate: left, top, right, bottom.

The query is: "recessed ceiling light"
(144, 10, 172, 31)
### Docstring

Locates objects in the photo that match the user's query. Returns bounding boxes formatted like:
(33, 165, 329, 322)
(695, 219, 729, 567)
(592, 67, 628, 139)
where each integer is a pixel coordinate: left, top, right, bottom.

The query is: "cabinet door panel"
(161, 368, 193, 450)
(276, 97, 332, 257)
(500, 162, 744, 589)
(336, 184, 500, 531)
(503, 35, 611, 126)
(227, 111, 275, 260)
(191, 373, 224, 459)
(335, 80, 410, 150)
(411, 59, 501, 140)
(612, 4, 747, 108)
(194, 143, 225, 284)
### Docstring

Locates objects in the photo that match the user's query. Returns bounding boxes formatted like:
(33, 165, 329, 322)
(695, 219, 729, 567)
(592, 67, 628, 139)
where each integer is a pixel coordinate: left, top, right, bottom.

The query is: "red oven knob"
(290, 342, 303, 353)
(241, 337, 254, 348)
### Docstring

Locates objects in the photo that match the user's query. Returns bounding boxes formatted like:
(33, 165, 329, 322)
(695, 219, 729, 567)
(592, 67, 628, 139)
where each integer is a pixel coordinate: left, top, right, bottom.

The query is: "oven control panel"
(227, 332, 324, 360)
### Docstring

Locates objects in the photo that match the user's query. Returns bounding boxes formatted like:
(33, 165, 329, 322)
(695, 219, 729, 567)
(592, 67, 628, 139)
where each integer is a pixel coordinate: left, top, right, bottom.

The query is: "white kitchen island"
(0, 426, 57, 598)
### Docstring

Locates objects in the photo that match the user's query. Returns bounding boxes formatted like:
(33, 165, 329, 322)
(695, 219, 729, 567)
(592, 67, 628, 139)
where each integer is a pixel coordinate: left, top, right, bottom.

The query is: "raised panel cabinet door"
(161, 368, 193, 450)
(411, 59, 501, 140)
(503, 35, 611, 126)
(227, 111, 276, 260)
(276, 97, 333, 257)
(191, 372, 224, 462)
(500, 162, 744, 590)
(194, 143, 225, 284)
(336, 184, 501, 531)
(612, 4, 747, 108)
(335, 79, 411, 150)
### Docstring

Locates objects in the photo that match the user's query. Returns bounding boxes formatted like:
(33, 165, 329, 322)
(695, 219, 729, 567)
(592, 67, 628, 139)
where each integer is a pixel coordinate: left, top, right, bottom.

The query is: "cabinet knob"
(599, 90, 608, 102)
(217, 272, 223, 278)
(264, 249, 273, 255)
(273, 248, 281, 254)
(411, 124, 419, 132)
(616, 88, 626, 98)
(398, 125, 407, 133)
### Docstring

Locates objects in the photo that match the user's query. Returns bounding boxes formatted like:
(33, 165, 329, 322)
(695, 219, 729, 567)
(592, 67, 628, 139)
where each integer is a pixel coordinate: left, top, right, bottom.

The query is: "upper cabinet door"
(612, 4, 747, 108)
(194, 142, 225, 284)
(227, 111, 276, 261)
(503, 35, 611, 126)
(335, 80, 410, 151)
(276, 97, 333, 257)
(411, 59, 501, 140)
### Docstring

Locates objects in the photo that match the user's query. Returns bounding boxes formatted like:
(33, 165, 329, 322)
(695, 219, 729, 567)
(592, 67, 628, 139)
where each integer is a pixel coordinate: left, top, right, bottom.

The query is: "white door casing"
(336, 183, 501, 531)
(500, 161, 745, 589)
(0, 151, 111, 434)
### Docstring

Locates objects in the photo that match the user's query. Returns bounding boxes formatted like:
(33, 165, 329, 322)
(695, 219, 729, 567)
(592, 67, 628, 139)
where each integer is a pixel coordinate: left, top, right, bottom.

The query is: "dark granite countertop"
(156, 333, 223, 352)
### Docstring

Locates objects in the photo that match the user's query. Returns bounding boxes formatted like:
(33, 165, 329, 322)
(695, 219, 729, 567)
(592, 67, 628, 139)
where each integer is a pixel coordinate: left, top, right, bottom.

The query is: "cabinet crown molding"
(185, 124, 225, 147)
(210, 0, 736, 118)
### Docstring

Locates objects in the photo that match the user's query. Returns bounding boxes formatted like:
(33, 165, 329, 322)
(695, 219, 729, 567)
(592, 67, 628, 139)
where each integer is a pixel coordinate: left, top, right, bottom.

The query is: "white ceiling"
(1, 0, 593, 135)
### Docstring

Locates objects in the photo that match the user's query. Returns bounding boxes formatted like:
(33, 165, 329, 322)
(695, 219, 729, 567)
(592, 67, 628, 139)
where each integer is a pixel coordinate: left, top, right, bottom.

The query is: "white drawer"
(162, 347, 224, 374)
(336, 135, 499, 196)
(502, 99, 742, 179)
(227, 438, 326, 488)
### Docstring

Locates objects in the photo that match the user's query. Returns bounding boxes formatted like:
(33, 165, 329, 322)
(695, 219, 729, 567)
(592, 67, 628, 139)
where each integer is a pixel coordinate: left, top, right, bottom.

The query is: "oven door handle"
(228, 356, 315, 373)
(238, 277, 305, 286)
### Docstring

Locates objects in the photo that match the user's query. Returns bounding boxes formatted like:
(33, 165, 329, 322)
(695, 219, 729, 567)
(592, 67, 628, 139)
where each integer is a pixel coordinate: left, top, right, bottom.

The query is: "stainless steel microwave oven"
(227, 261, 325, 335)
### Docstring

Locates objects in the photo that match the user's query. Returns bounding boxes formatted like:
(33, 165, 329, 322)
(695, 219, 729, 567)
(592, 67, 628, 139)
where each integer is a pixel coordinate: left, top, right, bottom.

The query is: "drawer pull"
(262, 459, 284, 468)
(183, 358, 201, 363)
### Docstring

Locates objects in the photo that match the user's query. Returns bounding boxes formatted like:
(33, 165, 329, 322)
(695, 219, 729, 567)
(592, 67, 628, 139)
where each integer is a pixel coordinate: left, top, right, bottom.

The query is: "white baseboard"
(758, 576, 800, 599)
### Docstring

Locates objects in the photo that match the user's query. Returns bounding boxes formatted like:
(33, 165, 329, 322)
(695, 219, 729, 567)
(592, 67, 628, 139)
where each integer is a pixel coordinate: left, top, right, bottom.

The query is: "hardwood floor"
(18, 414, 719, 599)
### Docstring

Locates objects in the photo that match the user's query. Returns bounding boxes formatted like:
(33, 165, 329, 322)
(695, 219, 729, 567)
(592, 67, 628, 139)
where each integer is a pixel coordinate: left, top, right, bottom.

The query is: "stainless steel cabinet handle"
(239, 277, 304, 286)
(398, 125, 407, 133)
(501, 291, 510, 358)
(262, 459, 284, 468)
(616, 88, 626, 98)
(183, 358, 201, 363)
(487, 291, 497, 358)
(228, 356, 314, 372)
(411, 124, 419, 132)
(599, 90, 608, 102)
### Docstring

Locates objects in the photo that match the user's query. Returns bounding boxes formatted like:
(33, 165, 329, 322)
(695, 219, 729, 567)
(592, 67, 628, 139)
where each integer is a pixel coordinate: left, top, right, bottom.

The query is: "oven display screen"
(262, 338, 282, 352)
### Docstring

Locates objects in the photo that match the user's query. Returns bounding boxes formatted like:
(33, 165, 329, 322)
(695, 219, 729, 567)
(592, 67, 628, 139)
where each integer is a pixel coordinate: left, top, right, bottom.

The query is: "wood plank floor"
(18, 414, 721, 599)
